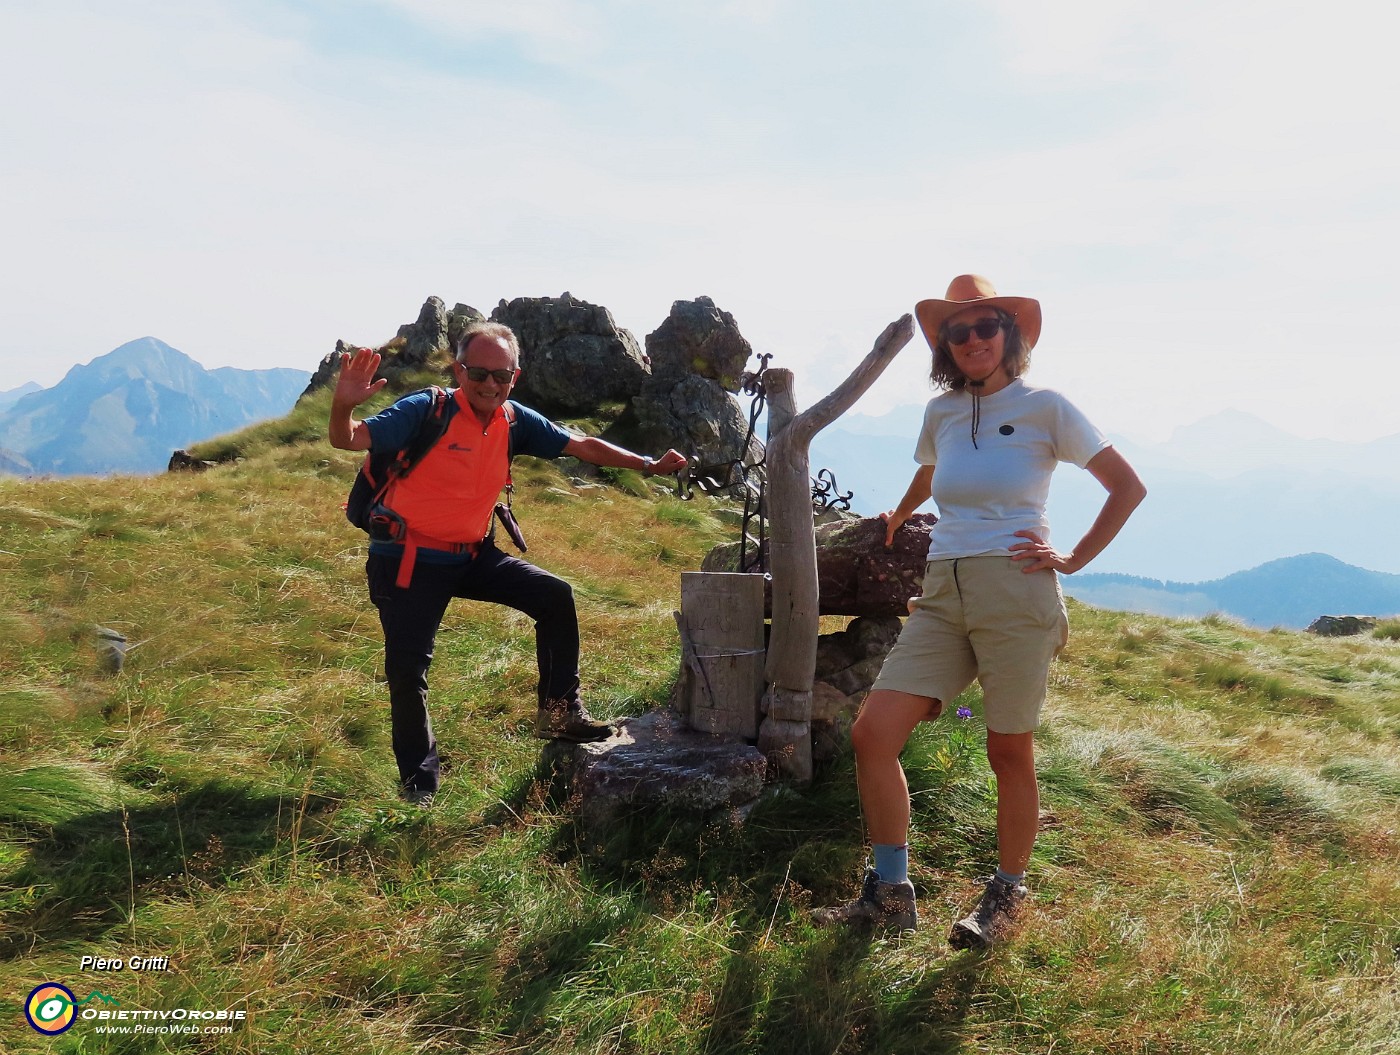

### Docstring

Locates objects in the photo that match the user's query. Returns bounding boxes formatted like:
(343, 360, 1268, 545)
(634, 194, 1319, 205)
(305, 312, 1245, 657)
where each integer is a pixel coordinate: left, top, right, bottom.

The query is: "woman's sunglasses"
(459, 365, 516, 383)
(943, 317, 1005, 345)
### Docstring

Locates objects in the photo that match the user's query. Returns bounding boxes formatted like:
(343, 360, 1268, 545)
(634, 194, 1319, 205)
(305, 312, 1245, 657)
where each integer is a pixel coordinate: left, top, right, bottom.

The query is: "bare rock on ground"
(544, 708, 766, 836)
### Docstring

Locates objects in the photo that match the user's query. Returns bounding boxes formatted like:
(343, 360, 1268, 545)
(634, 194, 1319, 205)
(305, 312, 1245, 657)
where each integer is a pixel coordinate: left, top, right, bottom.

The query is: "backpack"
(344, 386, 453, 532)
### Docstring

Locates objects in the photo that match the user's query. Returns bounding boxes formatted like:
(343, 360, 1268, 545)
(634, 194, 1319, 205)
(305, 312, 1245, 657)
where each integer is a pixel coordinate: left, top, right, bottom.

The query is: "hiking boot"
(401, 786, 435, 809)
(534, 698, 615, 742)
(811, 869, 918, 932)
(948, 875, 1028, 950)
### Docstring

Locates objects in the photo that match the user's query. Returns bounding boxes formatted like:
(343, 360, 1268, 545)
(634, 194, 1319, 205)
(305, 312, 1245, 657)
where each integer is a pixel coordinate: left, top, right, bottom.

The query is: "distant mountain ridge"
(0, 381, 42, 411)
(0, 338, 308, 475)
(1061, 553, 1400, 629)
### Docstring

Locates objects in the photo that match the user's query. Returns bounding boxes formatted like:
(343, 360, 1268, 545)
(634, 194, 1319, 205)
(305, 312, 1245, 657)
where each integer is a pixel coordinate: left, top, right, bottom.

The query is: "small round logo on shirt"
(999, 424, 1015, 435)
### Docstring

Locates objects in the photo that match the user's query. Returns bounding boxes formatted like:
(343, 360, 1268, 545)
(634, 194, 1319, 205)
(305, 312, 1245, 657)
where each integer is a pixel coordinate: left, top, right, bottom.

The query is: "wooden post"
(759, 315, 915, 782)
(678, 571, 766, 739)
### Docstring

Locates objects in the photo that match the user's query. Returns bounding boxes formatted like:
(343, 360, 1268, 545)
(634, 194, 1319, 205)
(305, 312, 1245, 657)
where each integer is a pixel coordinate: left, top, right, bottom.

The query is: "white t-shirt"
(914, 378, 1110, 560)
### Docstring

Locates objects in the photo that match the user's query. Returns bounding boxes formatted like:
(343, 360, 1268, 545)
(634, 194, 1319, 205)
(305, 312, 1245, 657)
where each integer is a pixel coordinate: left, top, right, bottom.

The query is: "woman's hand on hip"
(1009, 530, 1079, 574)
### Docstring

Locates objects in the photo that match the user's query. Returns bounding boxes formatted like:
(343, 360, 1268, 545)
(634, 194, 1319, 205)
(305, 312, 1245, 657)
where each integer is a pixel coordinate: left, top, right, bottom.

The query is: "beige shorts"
(870, 556, 1069, 734)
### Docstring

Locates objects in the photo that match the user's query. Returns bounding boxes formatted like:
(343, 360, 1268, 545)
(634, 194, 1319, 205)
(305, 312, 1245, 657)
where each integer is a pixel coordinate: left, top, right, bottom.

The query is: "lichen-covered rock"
(646, 296, 753, 392)
(446, 303, 487, 349)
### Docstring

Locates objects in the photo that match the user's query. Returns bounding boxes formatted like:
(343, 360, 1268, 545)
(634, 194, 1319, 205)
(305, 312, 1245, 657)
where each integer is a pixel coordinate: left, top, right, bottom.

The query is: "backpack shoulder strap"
(394, 386, 453, 477)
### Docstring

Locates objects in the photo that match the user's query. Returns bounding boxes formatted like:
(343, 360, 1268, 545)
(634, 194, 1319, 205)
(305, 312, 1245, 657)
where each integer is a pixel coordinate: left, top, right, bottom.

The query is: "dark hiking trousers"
(367, 540, 580, 794)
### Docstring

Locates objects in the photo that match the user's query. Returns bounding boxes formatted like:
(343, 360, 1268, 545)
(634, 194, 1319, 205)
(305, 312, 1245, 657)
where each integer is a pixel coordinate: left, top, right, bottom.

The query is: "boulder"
(808, 616, 904, 765)
(490, 292, 649, 415)
(815, 515, 936, 617)
(1307, 615, 1379, 637)
(545, 708, 766, 835)
(646, 296, 753, 392)
(596, 296, 764, 480)
(703, 515, 937, 617)
(816, 615, 903, 692)
(606, 373, 764, 473)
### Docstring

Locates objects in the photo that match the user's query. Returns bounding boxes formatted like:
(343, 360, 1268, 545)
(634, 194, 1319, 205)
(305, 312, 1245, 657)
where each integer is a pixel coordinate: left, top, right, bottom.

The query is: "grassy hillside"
(1, 399, 1397, 1054)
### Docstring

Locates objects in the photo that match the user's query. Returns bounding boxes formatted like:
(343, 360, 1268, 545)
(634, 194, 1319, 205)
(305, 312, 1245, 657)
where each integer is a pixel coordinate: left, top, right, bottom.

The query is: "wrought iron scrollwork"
(671, 350, 854, 573)
(810, 468, 853, 512)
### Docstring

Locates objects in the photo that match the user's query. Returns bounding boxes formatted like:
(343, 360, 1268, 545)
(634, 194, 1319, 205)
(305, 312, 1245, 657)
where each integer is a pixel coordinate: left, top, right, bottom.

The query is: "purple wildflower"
(956, 706, 973, 720)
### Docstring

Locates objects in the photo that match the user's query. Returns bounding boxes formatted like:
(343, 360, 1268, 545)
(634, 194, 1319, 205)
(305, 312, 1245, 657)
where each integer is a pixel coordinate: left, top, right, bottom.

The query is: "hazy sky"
(4, 1, 1397, 443)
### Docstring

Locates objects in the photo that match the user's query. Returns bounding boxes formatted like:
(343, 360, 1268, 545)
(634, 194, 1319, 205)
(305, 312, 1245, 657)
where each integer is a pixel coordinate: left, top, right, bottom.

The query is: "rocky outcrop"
(1307, 615, 1379, 637)
(168, 449, 216, 472)
(489, 293, 649, 415)
(300, 350, 342, 399)
(703, 514, 937, 617)
(301, 298, 484, 399)
(395, 296, 451, 365)
(299, 292, 763, 483)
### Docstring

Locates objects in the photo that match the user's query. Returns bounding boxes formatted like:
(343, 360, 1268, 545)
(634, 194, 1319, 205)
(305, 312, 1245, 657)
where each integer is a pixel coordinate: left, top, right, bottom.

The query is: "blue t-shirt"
(365, 391, 572, 461)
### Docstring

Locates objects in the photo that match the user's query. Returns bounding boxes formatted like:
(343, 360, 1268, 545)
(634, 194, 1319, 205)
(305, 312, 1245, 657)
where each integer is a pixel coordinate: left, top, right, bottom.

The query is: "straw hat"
(915, 275, 1042, 351)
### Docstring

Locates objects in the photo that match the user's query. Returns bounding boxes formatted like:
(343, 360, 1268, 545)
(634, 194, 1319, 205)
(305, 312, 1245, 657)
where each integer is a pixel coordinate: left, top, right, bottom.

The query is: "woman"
(815, 275, 1146, 948)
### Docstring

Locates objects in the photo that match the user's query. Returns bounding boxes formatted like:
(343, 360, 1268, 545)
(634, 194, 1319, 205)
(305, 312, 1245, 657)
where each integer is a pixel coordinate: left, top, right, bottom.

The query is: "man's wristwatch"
(641, 456, 655, 474)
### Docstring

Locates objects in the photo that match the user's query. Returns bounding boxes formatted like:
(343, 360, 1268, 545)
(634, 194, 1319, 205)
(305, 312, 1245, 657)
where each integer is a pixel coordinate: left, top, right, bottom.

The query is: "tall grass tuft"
(1372, 619, 1400, 641)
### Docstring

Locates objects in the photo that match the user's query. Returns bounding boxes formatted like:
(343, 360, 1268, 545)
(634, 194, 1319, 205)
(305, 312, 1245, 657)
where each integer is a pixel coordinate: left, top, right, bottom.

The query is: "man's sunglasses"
(943, 317, 1005, 345)
(459, 365, 516, 384)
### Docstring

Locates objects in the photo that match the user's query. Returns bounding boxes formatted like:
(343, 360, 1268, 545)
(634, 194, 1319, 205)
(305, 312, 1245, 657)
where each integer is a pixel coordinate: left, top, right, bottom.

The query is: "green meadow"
(1, 390, 1397, 1054)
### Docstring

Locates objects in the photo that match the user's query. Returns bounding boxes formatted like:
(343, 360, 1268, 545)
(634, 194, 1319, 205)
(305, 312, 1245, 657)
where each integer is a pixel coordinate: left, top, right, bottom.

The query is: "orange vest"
(385, 391, 510, 545)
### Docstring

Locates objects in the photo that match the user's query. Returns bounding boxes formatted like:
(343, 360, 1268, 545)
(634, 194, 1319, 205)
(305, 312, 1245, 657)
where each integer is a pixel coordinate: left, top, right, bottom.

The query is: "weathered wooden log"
(763, 685, 812, 722)
(756, 717, 811, 780)
(677, 572, 766, 738)
(759, 315, 915, 782)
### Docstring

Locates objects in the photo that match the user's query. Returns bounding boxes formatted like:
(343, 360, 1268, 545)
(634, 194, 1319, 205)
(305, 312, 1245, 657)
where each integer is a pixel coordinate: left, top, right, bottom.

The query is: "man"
(329, 321, 687, 805)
